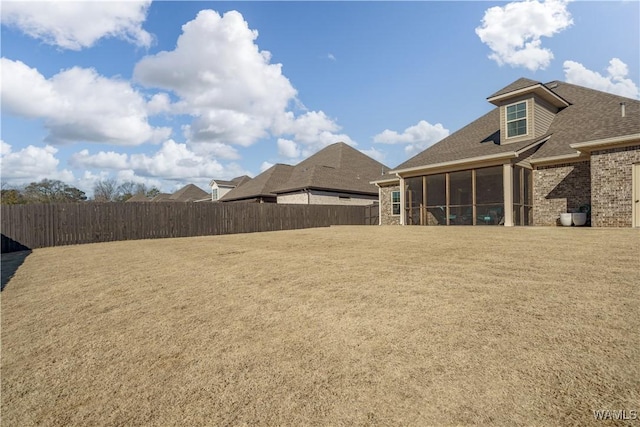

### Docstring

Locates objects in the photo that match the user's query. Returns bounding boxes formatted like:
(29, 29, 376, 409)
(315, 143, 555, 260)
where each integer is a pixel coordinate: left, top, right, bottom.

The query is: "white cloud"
(374, 120, 449, 158)
(68, 140, 248, 183)
(1, 1, 152, 50)
(134, 10, 296, 147)
(476, 0, 573, 71)
(0, 141, 74, 184)
(260, 161, 274, 172)
(359, 147, 386, 164)
(146, 93, 173, 115)
(0, 58, 171, 145)
(277, 138, 301, 159)
(563, 58, 639, 99)
(273, 111, 356, 157)
(374, 120, 449, 151)
(327, 53, 336, 61)
(133, 9, 353, 154)
(69, 149, 129, 170)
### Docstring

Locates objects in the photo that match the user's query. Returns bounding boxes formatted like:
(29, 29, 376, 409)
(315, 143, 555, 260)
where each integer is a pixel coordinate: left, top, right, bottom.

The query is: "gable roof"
(169, 184, 210, 202)
(393, 79, 640, 173)
(150, 193, 172, 202)
(488, 77, 541, 99)
(220, 164, 294, 201)
(210, 175, 252, 188)
(274, 142, 389, 195)
(125, 193, 151, 202)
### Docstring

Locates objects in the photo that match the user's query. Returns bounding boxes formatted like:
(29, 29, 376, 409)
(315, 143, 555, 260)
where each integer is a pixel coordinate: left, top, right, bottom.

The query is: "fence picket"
(1, 202, 372, 253)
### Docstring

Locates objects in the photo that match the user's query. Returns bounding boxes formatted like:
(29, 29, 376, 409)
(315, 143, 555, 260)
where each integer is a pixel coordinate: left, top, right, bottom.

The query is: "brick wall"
(533, 161, 591, 226)
(379, 184, 401, 225)
(590, 145, 640, 227)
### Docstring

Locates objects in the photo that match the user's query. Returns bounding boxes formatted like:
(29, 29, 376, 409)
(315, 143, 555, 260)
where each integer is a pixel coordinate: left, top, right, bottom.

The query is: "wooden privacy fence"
(1, 202, 370, 253)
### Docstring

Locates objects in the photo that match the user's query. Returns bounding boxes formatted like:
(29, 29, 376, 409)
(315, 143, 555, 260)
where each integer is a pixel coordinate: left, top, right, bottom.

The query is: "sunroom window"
(506, 101, 527, 138)
(391, 191, 401, 215)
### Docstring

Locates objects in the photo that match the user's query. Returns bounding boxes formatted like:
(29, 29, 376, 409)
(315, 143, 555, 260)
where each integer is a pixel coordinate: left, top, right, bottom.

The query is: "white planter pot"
(572, 212, 587, 226)
(560, 213, 573, 226)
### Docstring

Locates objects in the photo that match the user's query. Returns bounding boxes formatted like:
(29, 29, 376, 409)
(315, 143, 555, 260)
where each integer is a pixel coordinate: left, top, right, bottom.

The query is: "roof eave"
(570, 133, 640, 153)
(487, 84, 570, 108)
(391, 151, 518, 176)
(529, 152, 588, 166)
(370, 178, 400, 185)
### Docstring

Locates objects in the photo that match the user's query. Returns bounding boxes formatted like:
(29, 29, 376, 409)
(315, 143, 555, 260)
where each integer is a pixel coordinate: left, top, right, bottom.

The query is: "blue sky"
(1, 1, 638, 196)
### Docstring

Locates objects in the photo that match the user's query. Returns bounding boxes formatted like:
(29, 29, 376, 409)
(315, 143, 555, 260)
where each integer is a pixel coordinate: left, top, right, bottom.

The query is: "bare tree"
(93, 179, 119, 202)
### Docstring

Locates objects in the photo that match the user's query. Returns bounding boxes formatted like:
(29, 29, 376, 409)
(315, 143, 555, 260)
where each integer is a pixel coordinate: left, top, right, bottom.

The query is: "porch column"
(503, 163, 514, 226)
(399, 176, 406, 225)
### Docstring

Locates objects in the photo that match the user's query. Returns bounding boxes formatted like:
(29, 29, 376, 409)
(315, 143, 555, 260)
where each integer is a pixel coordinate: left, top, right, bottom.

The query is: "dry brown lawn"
(1, 226, 639, 426)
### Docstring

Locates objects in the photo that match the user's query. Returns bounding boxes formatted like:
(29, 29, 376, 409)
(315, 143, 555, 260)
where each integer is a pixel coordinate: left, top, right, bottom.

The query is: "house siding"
(590, 145, 640, 227)
(533, 161, 591, 226)
(533, 95, 557, 138)
(379, 184, 401, 225)
(277, 190, 378, 205)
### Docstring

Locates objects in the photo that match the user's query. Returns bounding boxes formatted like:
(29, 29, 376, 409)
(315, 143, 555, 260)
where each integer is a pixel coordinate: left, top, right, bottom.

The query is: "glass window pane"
(391, 191, 400, 215)
(426, 174, 446, 206)
(476, 166, 503, 204)
(449, 170, 472, 206)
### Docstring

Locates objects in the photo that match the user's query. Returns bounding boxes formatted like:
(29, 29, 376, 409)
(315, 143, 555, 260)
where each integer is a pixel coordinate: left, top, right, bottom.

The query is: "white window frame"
(212, 188, 218, 201)
(506, 101, 527, 138)
(391, 190, 401, 216)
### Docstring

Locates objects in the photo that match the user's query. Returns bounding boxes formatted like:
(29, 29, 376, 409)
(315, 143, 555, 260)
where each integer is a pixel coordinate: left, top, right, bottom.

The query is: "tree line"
(1, 179, 160, 205)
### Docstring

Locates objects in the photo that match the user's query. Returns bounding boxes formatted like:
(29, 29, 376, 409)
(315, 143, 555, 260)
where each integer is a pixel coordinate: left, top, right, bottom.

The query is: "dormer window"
(506, 101, 527, 138)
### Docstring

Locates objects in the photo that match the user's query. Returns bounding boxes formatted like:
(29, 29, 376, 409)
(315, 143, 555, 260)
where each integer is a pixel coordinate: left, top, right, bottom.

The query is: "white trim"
(503, 164, 513, 227)
(505, 100, 528, 139)
(399, 178, 406, 225)
(487, 83, 570, 108)
(370, 177, 400, 185)
(570, 134, 640, 152)
(391, 152, 518, 176)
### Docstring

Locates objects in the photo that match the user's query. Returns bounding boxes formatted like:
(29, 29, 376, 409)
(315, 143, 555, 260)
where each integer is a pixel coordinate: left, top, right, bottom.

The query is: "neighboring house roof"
(169, 184, 210, 202)
(274, 142, 389, 195)
(150, 193, 172, 202)
(220, 164, 294, 201)
(393, 79, 640, 173)
(210, 175, 252, 188)
(125, 193, 151, 202)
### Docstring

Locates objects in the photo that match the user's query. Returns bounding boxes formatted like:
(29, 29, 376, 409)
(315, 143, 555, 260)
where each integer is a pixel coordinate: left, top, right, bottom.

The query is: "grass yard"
(1, 226, 639, 426)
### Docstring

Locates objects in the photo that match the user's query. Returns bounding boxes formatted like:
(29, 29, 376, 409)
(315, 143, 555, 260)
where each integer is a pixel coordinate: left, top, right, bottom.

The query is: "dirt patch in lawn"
(2, 226, 638, 426)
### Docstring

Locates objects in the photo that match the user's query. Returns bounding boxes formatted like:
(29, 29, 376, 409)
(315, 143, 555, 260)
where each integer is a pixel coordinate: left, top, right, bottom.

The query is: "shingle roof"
(220, 164, 294, 201)
(125, 193, 151, 202)
(169, 184, 209, 202)
(274, 142, 389, 195)
(393, 79, 640, 171)
(531, 81, 640, 159)
(150, 193, 172, 202)
(212, 175, 251, 187)
(488, 77, 541, 99)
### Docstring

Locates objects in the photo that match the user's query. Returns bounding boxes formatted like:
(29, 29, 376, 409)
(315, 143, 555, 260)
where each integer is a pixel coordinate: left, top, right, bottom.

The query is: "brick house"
(373, 78, 640, 227)
(221, 142, 389, 205)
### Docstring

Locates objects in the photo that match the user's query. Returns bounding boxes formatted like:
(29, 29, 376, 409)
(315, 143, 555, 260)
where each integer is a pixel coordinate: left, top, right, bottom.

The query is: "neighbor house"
(209, 176, 251, 201)
(373, 78, 640, 227)
(127, 184, 210, 202)
(220, 142, 389, 205)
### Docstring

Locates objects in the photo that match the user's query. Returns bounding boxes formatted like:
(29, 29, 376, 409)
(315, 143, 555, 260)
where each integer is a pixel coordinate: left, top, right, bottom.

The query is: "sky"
(1, 0, 638, 196)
